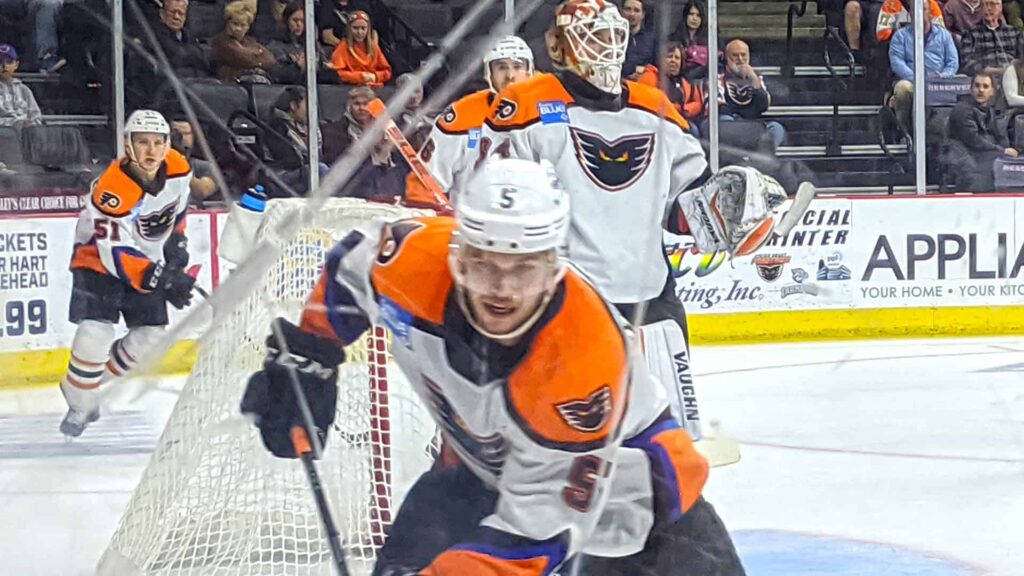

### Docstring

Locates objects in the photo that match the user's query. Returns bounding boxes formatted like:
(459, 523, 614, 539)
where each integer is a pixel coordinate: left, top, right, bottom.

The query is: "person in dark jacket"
(701, 39, 786, 150)
(267, 86, 328, 195)
(671, 0, 713, 80)
(211, 1, 278, 84)
(622, 0, 658, 81)
(268, 1, 328, 85)
(947, 72, 1018, 191)
(128, 0, 210, 106)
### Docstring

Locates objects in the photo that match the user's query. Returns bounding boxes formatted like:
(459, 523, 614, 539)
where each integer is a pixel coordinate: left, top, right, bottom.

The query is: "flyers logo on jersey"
(494, 98, 518, 122)
(136, 203, 177, 240)
(377, 220, 426, 265)
(556, 386, 613, 432)
(441, 105, 457, 125)
(98, 191, 122, 209)
(570, 128, 655, 192)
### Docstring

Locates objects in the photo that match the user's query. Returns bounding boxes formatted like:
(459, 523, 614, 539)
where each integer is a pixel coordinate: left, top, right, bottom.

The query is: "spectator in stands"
(704, 39, 785, 150)
(0, 43, 41, 127)
(129, 0, 208, 102)
(395, 73, 431, 151)
(168, 117, 218, 201)
(946, 72, 1016, 190)
(269, 1, 327, 84)
(622, 0, 657, 81)
(0, 0, 63, 71)
(960, 0, 1024, 76)
(637, 42, 703, 137)
(323, 85, 374, 162)
(267, 86, 328, 194)
(318, 0, 371, 48)
(212, 1, 278, 84)
(671, 0, 712, 80)
(944, 0, 984, 44)
(330, 10, 391, 86)
(888, 1, 959, 133)
(877, 0, 945, 45)
(842, 0, 884, 56)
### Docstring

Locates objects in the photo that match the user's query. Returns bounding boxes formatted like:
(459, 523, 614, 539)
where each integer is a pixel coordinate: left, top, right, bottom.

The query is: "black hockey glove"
(163, 232, 189, 271)
(240, 318, 345, 459)
(143, 262, 196, 310)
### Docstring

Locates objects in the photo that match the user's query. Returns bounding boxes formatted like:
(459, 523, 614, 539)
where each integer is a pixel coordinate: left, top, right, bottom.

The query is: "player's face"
(458, 246, 559, 338)
(129, 133, 169, 175)
(663, 47, 682, 76)
(287, 10, 305, 38)
(350, 20, 369, 43)
(489, 59, 530, 93)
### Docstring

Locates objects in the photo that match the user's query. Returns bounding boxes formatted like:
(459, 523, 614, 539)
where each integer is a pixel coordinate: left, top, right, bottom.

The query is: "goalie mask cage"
(98, 199, 438, 576)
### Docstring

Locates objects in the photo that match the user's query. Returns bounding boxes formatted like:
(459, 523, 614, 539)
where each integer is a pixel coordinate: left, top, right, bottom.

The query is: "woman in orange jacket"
(330, 10, 392, 86)
(637, 42, 704, 137)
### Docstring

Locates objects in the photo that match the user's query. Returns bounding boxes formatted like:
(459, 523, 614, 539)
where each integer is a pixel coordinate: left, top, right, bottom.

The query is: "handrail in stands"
(783, 0, 811, 77)
(368, 0, 443, 83)
(823, 26, 855, 157)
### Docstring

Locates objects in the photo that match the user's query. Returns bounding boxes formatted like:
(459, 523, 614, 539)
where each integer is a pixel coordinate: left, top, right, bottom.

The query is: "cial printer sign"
(674, 196, 1024, 315)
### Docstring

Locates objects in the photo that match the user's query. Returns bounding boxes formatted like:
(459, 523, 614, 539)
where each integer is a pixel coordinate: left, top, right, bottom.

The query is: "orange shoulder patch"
(91, 161, 143, 217)
(370, 216, 456, 326)
(625, 81, 690, 132)
(486, 73, 574, 130)
(165, 148, 191, 178)
(506, 272, 628, 451)
(436, 89, 492, 135)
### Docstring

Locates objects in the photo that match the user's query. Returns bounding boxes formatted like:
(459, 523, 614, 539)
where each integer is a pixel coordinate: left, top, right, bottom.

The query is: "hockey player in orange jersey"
(59, 110, 197, 437)
(418, 35, 535, 196)
(477, 0, 788, 454)
(240, 158, 745, 575)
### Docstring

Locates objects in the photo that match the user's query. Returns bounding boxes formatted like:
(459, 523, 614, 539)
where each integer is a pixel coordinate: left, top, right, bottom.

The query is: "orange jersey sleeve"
(505, 271, 629, 451)
(485, 74, 575, 132)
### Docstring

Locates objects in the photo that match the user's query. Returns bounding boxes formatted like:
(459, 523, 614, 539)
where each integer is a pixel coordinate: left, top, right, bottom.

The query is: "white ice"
(1, 337, 1021, 575)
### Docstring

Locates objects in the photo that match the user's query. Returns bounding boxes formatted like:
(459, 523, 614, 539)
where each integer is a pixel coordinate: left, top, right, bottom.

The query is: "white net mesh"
(98, 199, 437, 576)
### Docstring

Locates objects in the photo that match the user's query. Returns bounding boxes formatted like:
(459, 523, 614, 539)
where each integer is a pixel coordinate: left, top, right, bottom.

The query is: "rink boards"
(1, 195, 1023, 388)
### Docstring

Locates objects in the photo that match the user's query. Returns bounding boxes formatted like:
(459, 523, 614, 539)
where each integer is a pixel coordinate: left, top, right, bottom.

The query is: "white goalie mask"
(450, 159, 571, 340)
(550, 0, 629, 94)
(483, 35, 535, 92)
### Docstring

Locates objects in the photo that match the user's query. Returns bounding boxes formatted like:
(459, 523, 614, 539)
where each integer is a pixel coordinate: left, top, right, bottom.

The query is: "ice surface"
(2, 338, 1021, 575)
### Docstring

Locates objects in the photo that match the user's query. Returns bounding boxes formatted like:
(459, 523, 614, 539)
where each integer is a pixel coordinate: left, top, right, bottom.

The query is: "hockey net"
(98, 198, 438, 576)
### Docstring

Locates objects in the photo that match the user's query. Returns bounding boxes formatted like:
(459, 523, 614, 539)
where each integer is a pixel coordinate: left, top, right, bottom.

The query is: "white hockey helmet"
(483, 35, 535, 91)
(455, 158, 570, 255)
(548, 0, 629, 94)
(125, 109, 171, 141)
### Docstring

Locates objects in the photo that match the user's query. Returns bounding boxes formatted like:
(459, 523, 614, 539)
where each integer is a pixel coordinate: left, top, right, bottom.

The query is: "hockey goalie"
(240, 158, 746, 575)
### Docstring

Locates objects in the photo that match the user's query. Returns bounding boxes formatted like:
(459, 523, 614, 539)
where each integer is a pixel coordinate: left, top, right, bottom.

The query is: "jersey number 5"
(563, 455, 608, 513)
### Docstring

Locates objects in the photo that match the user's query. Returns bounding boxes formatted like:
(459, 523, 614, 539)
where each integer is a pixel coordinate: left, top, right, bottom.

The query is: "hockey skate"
(60, 407, 99, 438)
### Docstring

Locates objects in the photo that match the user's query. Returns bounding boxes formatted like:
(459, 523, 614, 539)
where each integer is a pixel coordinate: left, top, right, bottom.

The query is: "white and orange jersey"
(70, 150, 191, 292)
(420, 89, 494, 195)
(479, 73, 708, 304)
(300, 216, 708, 573)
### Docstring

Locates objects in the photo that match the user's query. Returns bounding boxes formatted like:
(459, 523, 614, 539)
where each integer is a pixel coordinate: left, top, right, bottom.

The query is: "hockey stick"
(365, 97, 452, 213)
(774, 182, 818, 237)
(292, 426, 351, 576)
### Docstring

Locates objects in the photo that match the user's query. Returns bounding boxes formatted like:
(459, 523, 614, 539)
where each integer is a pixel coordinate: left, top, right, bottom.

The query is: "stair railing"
(823, 25, 855, 156)
(367, 0, 441, 79)
(783, 0, 811, 76)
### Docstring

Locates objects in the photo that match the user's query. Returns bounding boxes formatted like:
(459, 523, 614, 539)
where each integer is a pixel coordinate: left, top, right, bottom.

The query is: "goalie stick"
(365, 98, 453, 213)
(775, 182, 818, 238)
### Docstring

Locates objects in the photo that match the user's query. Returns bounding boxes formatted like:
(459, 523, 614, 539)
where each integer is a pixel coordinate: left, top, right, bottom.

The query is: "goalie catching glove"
(674, 166, 788, 256)
(240, 319, 345, 459)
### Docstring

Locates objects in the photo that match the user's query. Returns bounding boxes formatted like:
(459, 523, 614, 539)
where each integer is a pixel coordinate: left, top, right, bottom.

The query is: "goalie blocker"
(241, 158, 745, 575)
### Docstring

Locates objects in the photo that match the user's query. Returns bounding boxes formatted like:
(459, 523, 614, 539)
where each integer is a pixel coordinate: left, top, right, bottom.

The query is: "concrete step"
(722, 26, 823, 40)
(719, 1, 820, 15)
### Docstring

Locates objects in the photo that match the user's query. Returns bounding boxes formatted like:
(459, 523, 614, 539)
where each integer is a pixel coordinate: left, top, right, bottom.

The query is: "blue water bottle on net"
(220, 184, 269, 264)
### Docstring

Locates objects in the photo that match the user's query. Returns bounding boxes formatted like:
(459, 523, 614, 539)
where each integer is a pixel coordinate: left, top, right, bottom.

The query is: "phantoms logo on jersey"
(556, 386, 612, 432)
(569, 128, 655, 192)
(136, 203, 177, 240)
(377, 220, 426, 265)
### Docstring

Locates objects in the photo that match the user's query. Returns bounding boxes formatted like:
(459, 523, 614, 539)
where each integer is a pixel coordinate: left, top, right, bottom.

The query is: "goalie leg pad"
(639, 319, 702, 441)
(60, 320, 116, 414)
